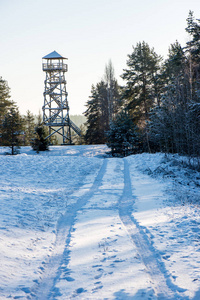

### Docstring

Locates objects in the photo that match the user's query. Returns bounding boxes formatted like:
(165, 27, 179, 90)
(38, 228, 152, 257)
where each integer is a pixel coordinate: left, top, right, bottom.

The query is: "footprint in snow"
(113, 259, 125, 263)
(97, 268, 103, 271)
(75, 287, 86, 294)
(94, 273, 103, 280)
(92, 264, 102, 268)
(93, 264, 104, 280)
(100, 257, 107, 262)
(21, 287, 31, 294)
(162, 255, 170, 260)
(92, 282, 103, 292)
(64, 276, 75, 282)
(191, 227, 200, 233)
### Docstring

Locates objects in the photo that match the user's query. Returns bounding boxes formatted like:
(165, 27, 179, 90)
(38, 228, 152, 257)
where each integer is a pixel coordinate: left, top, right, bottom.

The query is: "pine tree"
(162, 41, 186, 85)
(0, 106, 23, 155)
(185, 11, 200, 64)
(121, 41, 162, 151)
(121, 41, 162, 121)
(0, 77, 13, 121)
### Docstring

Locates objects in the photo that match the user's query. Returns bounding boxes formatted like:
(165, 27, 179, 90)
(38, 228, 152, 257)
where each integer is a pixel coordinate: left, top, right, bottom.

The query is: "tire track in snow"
(119, 158, 177, 300)
(30, 159, 108, 300)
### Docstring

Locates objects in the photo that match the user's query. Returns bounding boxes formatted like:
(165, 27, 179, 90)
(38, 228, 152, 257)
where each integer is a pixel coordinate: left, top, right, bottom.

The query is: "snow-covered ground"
(0, 145, 200, 299)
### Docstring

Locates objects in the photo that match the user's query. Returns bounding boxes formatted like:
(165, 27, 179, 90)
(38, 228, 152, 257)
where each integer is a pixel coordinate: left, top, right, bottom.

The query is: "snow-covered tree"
(185, 11, 200, 101)
(106, 111, 141, 157)
(149, 35, 200, 156)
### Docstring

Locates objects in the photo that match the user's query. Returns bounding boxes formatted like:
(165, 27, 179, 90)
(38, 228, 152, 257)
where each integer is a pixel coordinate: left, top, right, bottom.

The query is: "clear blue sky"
(0, 0, 199, 116)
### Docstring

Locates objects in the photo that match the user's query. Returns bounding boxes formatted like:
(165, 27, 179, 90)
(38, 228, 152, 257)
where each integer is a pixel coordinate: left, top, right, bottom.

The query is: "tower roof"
(42, 51, 67, 59)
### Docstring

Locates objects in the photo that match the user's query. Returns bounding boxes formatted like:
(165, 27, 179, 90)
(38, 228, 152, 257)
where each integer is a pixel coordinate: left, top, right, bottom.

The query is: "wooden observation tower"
(42, 51, 81, 144)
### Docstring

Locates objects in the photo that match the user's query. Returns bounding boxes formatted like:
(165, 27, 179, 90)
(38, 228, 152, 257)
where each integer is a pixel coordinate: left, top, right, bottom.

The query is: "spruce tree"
(85, 84, 104, 144)
(106, 111, 141, 157)
(84, 81, 109, 144)
(31, 126, 49, 153)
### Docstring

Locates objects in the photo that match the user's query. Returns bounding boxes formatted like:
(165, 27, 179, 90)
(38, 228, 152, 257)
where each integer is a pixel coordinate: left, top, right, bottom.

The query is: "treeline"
(84, 11, 200, 158)
(0, 77, 87, 154)
(0, 74, 87, 154)
(0, 78, 48, 154)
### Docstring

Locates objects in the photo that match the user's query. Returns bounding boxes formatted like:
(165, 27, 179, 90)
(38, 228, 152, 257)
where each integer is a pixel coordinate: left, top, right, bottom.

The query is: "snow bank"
(0, 146, 200, 299)
(127, 153, 200, 299)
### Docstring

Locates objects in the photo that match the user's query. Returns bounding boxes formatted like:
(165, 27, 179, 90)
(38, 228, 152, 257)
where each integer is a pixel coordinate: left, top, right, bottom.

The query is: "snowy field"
(0, 145, 200, 299)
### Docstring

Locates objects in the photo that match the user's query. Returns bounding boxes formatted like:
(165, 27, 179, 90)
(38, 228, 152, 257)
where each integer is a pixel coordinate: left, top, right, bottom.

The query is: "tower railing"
(42, 63, 68, 72)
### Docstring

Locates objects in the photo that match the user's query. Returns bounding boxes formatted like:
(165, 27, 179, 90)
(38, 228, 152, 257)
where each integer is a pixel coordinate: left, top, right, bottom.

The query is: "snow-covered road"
(0, 145, 200, 299)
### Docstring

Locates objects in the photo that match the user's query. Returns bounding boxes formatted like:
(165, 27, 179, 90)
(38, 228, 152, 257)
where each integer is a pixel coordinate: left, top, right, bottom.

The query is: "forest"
(0, 11, 199, 161)
(84, 11, 200, 160)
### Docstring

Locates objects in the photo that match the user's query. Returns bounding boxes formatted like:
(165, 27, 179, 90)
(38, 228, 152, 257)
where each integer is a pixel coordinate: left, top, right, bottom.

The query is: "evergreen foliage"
(162, 41, 186, 87)
(84, 16, 200, 158)
(84, 83, 107, 144)
(23, 110, 35, 145)
(148, 13, 200, 157)
(0, 106, 23, 155)
(0, 77, 13, 121)
(185, 11, 200, 103)
(121, 41, 162, 152)
(0, 11, 199, 159)
(121, 41, 162, 122)
(106, 111, 141, 157)
(185, 11, 200, 65)
(31, 126, 49, 153)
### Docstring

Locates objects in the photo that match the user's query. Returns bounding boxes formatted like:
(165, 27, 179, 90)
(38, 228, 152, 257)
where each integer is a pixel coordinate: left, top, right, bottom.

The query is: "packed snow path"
(119, 159, 176, 299)
(32, 158, 178, 299)
(1, 145, 200, 299)
(32, 159, 108, 299)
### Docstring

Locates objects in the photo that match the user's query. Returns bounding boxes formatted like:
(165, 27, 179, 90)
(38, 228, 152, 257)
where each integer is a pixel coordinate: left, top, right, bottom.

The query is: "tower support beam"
(42, 51, 81, 144)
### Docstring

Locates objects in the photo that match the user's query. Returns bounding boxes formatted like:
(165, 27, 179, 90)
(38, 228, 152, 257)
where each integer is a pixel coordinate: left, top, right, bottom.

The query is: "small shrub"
(31, 126, 49, 153)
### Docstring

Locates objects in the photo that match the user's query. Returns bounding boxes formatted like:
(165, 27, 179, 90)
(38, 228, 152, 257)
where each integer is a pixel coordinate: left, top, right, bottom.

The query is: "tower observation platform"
(42, 50, 81, 144)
